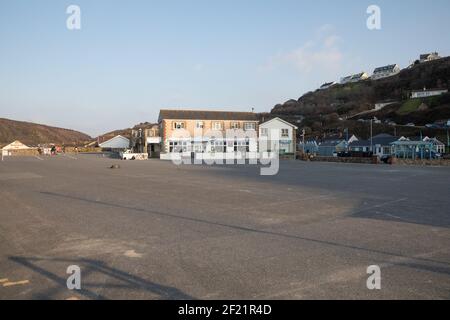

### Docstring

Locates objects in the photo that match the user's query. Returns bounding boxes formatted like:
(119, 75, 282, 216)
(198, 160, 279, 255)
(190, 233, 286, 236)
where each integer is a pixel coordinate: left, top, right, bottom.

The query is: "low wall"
(309, 156, 377, 164)
(394, 158, 450, 166)
(4, 149, 39, 157)
(64, 147, 102, 153)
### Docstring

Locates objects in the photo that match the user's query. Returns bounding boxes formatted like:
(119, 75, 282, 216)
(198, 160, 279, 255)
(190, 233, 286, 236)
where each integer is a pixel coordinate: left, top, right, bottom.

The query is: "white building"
(259, 117, 298, 155)
(99, 135, 130, 151)
(371, 64, 400, 80)
(340, 72, 369, 84)
(2, 140, 31, 151)
(411, 88, 448, 99)
(419, 52, 441, 63)
(319, 82, 336, 90)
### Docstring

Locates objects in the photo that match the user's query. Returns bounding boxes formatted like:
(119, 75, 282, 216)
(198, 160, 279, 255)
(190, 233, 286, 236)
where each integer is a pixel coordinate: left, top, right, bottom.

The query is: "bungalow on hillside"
(340, 72, 369, 84)
(319, 82, 337, 90)
(411, 88, 448, 99)
(419, 52, 441, 63)
(371, 64, 400, 80)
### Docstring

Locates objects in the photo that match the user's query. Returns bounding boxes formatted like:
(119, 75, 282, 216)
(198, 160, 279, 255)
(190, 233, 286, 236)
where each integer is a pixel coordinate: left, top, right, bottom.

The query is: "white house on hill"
(371, 64, 400, 80)
(340, 72, 369, 84)
(411, 88, 448, 99)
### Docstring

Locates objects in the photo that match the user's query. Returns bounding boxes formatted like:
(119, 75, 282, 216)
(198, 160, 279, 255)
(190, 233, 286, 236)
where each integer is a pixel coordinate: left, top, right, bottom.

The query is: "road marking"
(3, 280, 30, 287)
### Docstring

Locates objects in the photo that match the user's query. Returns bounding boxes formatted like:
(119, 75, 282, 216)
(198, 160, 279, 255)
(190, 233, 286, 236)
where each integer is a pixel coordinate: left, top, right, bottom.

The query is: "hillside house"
(411, 88, 448, 99)
(419, 52, 441, 63)
(340, 72, 369, 84)
(371, 64, 400, 80)
(259, 117, 297, 156)
(319, 82, 336, 90)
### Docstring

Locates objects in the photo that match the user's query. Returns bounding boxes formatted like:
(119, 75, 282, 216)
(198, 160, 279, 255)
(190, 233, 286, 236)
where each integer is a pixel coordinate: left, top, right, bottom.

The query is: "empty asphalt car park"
(0, 154, 449, 299)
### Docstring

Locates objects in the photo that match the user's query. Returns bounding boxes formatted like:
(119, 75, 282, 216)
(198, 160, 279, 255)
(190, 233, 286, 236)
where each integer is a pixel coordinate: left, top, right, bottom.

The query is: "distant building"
(419, 52, 441, 63)
(158, 109, 259, 160)
(340, 72, 369, 84)
(259, 117, 298, 155)
(349, 134, 400, 157)
(99, 135, 130, 152)
(298, 140, 319, 155)
(131, 124, 161, 158)
(371, 64, 400, 80)
(391, 140, 435, 159)
(318, 139, 347, 156)
(319, 82, 336, 90)
(411, 88, 448, 99)
(2, 140, 31, 151)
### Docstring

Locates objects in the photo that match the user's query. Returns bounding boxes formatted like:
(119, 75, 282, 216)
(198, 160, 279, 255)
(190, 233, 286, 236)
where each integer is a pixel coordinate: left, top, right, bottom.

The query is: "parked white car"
(119, 149, 148, 160)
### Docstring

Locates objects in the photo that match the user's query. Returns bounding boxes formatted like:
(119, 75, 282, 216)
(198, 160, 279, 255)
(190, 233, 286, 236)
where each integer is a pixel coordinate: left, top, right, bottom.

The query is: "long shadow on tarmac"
(39, 190, 450, 269)
(9, 256, 195, 300)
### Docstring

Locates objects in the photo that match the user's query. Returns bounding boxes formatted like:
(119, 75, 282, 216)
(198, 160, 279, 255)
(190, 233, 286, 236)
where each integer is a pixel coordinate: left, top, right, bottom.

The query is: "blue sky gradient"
(1, 0, 449, 136)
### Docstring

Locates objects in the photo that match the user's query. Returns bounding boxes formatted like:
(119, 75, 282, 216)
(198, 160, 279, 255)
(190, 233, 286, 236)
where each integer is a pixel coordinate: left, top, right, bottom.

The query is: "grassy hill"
(270, 56, 450, 139)
(0, 118, 92, 147)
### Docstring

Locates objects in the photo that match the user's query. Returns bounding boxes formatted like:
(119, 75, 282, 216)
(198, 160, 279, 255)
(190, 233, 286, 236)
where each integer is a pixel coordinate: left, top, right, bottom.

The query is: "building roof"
(320, 140, 345, 147)
(320, 82, 335, 88)
(420, 52, 439, 59)
(2, 140, 30, 150)
(373, 64, 398, 73)
(349, 134, 400, 147)
(259, 117, 298, 129)
(99, 135, 130, 148)
(158, 109, 258, 122)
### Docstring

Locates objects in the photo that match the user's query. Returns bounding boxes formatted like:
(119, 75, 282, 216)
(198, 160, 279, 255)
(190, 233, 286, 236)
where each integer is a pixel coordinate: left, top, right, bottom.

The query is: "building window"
(231, 122, 240, 129)
(261, 128, 268, 136)
(244, 122, 256, 131)
(196, 121, 204, 129)
(213, 122, 223, 130)
(173, 122, 185, 130)
(281, 129, 289, 137)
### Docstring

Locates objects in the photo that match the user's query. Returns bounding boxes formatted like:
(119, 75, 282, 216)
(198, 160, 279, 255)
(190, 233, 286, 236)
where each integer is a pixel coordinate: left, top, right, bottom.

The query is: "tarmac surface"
(0, 154, 449, 299)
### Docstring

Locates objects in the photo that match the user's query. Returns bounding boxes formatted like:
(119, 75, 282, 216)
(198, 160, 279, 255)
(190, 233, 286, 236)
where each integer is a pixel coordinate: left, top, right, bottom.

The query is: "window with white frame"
(281, 129, 289, 137)
(231, 122, 240, 129)
(244, 122, 256, 131)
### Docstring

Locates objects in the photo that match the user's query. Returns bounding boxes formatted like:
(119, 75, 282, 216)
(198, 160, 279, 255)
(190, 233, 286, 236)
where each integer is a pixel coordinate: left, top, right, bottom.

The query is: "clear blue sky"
(1, 0, 449, 136)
